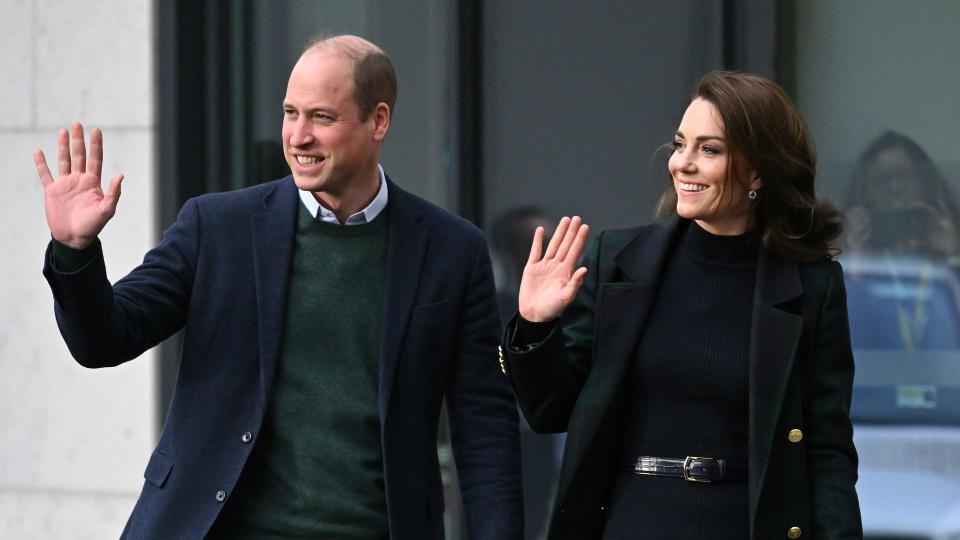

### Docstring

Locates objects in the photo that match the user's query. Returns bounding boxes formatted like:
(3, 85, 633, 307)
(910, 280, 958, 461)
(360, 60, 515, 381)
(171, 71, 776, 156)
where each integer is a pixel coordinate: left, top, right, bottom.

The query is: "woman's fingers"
(527, 226, 545, 265)
(566, 266, 589, 296)
(543, 216, 570, 260)
(566, 222, 590, 265)
(556, 216, 585, 262)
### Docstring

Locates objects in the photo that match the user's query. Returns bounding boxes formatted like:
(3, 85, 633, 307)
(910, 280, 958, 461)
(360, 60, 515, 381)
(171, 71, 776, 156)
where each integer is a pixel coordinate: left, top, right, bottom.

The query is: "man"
(36, 35, 522, 539)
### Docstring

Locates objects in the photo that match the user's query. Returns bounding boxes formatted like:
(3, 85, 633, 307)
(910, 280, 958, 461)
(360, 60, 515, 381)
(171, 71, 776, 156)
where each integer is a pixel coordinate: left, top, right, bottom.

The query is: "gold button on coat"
(787, 526, 801, 538)
(788, 428, 803, 443)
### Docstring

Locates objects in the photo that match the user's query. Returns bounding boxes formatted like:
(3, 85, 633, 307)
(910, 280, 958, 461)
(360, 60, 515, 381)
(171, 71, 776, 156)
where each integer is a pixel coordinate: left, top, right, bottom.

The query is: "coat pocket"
(410, 300, 452, 327)
(143, 449, 174, 488)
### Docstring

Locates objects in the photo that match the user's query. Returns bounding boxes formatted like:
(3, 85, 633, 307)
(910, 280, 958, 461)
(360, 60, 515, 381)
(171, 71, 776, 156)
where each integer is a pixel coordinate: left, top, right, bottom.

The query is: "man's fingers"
(57, 128, 71, 177)
(34, 149, 55, 188)
(544, 216, 570, 260)
(527, 226, 545, 265)
(105, 173, 124, 206)
(88, 127, 103, 178)
(70, 122, 86, 174)
(556, 216, 583, 262)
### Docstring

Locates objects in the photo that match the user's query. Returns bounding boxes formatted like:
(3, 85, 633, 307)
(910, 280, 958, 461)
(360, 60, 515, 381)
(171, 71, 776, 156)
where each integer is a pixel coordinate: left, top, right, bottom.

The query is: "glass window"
(784, 1, 960, 536)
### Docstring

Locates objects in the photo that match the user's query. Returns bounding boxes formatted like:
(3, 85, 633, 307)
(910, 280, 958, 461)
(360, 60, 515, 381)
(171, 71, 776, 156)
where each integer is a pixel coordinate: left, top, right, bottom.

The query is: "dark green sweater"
(212, 204, 390, 539)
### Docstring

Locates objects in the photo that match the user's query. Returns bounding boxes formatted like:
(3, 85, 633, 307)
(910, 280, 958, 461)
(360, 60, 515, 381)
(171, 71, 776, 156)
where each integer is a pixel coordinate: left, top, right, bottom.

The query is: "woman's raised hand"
(34, 123, 124, 249)
(518, 216, 590, 322)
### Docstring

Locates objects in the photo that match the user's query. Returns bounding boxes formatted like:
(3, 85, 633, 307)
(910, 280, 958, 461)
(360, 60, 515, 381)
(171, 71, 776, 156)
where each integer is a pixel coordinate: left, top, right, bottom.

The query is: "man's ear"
(372, 102, 390, 142)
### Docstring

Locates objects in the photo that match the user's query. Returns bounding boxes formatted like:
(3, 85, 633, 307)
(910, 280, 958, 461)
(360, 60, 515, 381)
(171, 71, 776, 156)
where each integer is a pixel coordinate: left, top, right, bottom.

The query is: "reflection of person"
(36, 35, 521, 539)
(501, 72, 861, 538)
(491, 206, 553, 325)
(491, 207, 558, 539)
(845, 131, 960, 259)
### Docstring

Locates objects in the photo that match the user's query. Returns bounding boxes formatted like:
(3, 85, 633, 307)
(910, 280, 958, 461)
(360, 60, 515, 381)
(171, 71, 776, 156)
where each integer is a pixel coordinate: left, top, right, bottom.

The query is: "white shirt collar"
(297, 164, 388, 225)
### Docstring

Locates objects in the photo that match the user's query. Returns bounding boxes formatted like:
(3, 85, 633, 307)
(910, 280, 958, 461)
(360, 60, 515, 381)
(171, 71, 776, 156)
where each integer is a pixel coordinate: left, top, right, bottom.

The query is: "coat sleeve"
(501, 230, 606, 433)
(42, 198, 200, 368)
(445, 233, 524, 540)
(805, 261, 863, 538)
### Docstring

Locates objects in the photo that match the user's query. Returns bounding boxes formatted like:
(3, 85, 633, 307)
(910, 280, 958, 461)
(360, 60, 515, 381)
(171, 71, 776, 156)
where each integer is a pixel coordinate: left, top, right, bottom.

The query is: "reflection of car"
(843, 254, 960, 539)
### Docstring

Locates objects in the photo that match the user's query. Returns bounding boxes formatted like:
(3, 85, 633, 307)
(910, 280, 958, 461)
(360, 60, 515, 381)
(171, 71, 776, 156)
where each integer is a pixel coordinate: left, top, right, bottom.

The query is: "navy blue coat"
(43, 177, 523, 539)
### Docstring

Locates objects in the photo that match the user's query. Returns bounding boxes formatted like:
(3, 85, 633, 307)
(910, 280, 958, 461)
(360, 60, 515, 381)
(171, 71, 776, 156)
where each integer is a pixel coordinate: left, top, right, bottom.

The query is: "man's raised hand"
(35, 123, 124, 249)
(518, 216, 590, 322)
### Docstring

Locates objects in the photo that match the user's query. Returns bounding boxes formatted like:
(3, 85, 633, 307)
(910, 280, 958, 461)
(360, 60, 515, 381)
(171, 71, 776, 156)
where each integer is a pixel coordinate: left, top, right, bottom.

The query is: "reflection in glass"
(841, 133, 960, 536)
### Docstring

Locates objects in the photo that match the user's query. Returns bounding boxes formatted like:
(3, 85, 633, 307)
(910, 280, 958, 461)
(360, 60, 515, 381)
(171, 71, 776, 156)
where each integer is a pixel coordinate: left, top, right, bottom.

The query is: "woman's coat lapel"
(572, 217, 805, 531)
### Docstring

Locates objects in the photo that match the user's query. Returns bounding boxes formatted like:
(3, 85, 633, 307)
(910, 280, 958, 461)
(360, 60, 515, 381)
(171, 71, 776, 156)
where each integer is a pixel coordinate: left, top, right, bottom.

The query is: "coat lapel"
(251, 179, 299, 409)
(378, 180, 429, 425)
(747, 248, 804, 530)
(558, 219, 686, 504)
(595, 216, 688, 377)
(587, 217, 686, 397)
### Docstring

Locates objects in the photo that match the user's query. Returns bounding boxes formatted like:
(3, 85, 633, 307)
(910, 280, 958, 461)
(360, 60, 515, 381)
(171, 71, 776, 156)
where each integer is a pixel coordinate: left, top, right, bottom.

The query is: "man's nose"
(288, 120, 313, 147)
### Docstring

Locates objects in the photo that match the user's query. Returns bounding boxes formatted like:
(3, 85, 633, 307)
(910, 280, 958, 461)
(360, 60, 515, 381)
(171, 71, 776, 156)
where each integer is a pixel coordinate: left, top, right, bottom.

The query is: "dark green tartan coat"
(503, 217, 862, 539)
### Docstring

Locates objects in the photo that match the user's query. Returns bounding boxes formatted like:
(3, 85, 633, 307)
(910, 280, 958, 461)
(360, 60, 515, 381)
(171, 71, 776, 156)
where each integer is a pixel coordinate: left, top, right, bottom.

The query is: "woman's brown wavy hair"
(655, 71, 843, 262)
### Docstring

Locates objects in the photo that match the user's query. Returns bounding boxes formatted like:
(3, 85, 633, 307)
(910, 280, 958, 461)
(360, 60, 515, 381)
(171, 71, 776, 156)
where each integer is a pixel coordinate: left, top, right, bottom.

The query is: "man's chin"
(292, 174, 324, 192)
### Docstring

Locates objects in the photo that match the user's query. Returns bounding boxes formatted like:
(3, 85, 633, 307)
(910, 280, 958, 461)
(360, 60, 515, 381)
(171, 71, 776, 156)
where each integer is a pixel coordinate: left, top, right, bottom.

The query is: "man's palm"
(35, 123, 123, 249)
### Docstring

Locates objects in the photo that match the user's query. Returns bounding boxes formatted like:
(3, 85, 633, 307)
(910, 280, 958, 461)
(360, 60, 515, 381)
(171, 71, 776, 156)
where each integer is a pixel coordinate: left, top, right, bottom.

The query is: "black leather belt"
(628, 456, 747, 483)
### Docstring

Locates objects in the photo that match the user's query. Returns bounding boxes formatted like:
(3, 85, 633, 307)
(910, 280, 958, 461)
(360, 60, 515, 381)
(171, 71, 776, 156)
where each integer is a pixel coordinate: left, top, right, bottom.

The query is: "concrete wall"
(0, 0, 157, 537)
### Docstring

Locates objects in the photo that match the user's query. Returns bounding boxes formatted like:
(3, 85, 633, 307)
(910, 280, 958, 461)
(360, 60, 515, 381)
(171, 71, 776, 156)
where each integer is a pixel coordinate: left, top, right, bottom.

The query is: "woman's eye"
(672, 140, 684, 151)
(703, 145, 721, 155)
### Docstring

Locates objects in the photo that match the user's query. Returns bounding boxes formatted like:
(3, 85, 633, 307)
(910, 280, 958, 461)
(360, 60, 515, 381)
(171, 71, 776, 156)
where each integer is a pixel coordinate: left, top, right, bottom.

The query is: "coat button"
(787, 526, 801, 538)
(788, 428, 803, 443)
(215, 490, 226, 502)
(241, 432, 253, 443)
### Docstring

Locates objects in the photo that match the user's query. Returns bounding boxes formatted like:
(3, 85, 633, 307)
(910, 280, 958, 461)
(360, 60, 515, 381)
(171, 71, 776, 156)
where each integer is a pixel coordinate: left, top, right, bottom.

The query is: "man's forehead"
(284, 54, 358, 112)
(288, 53, 353, 89)
(293, 48, 352, 75)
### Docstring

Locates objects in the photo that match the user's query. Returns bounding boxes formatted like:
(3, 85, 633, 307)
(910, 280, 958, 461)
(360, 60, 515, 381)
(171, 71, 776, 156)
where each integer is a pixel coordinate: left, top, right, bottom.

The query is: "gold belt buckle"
(683, 456, 714, 483)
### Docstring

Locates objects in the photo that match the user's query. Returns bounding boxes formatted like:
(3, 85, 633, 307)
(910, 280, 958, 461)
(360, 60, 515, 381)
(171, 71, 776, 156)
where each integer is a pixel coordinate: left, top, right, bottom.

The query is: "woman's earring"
(748, 189, 758, 200)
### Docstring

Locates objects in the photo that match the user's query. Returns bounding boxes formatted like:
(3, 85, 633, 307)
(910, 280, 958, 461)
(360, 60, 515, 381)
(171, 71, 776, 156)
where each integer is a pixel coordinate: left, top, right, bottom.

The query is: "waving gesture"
(518, 216, 590, 322)
(35, 123, 124, 249)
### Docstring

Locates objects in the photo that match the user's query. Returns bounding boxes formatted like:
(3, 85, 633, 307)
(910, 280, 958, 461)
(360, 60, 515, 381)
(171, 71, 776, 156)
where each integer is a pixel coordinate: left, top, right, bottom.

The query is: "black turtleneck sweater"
(601, 219, 759, 539)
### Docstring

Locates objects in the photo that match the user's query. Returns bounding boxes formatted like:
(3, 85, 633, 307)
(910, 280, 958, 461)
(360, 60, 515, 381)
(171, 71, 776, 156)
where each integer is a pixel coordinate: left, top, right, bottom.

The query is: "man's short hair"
(303, 34, 398, 120)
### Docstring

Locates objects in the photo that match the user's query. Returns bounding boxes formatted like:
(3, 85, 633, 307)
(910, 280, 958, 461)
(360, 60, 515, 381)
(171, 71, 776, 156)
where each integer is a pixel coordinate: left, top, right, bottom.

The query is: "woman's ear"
(749, 171, 763, 191)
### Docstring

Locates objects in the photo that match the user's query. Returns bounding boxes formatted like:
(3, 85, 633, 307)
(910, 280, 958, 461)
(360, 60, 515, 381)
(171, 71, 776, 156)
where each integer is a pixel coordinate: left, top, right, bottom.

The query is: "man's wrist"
(51, 237, 99, 272)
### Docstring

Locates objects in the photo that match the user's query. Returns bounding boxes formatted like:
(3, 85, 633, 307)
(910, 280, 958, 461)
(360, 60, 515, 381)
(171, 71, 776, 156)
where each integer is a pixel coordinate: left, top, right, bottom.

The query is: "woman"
(844, 130, 960, 261)
(501, 71, 862, 539)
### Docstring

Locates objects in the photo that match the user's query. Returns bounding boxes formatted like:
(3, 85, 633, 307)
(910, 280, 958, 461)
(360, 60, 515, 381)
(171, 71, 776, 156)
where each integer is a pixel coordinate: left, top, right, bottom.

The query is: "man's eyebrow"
(675, 131, 725, 143)
(282, 103, 337, 115)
